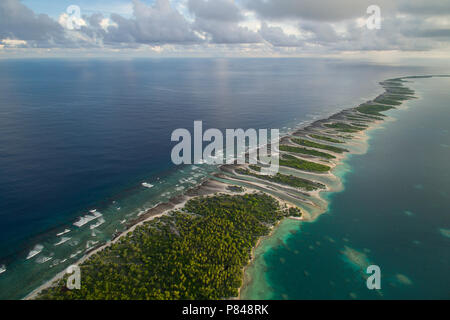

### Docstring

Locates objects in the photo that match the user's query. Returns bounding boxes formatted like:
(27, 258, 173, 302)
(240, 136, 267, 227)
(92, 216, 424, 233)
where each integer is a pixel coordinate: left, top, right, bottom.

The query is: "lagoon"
(241, 76, 450, 299)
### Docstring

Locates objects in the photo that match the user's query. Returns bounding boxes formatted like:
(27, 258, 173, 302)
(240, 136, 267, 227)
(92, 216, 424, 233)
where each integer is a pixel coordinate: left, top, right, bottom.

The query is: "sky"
(1, 0, 450, 59)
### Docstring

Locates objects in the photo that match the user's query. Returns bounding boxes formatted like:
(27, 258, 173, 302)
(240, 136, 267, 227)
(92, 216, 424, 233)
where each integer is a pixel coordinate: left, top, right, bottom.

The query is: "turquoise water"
(242, 77, 450, 299)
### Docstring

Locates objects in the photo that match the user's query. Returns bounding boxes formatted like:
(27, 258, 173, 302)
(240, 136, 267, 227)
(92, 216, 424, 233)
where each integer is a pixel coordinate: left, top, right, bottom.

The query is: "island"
(31, 77, 421, 300)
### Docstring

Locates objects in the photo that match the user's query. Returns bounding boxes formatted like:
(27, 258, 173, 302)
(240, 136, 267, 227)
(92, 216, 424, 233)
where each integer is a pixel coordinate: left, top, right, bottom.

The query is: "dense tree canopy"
(38, 193, 299, 300)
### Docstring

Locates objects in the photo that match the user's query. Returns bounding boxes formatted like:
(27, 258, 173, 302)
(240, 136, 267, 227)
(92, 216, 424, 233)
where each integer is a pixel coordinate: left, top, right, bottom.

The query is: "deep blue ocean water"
(0, 58, 443, 299)
(241, 77, 450, 299)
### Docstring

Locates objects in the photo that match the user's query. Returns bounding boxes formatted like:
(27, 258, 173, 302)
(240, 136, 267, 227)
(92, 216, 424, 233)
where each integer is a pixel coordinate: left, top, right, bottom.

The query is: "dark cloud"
(244, 0, 394, 22)
(188, 0, 244, 22)
(104, 0, 201, 44)
(193, 19, 262, 44)
(416, 29, 450, 38)
(299, 21, 340, 43)
(398, 0, 450, 16)
(0, 0, 65, 44)
(397, 15, 450, 40)
(188, 0, 262, 44)
(299, 18, 443, 52)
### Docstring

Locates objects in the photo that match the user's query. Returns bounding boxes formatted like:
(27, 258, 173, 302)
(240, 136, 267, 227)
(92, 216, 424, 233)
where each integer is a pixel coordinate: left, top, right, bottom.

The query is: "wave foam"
(56, 229, 71, 237)
(54, 237, 71, 246)
(142, 182, 154, 189)
(89, 217, 105, 229)
(36, 256, 52, 264)
(26, 244, 44, 260)
(73, 211, 102, 227)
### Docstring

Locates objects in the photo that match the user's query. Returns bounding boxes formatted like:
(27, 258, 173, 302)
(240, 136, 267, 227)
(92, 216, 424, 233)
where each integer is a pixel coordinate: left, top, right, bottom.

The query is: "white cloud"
(58, 13, 88, 30)
(0, 0, 449, 56)
(1, 38, 28, 47)
(105, 0, 201, 44)
(188, 0, 262, 43)
(99, 18, 118, 31)
(259, 22, 303, 47)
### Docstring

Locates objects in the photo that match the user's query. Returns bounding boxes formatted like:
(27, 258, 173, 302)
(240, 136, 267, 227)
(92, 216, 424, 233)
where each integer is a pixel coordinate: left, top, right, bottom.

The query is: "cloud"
(398, 0, 450, 16)
(0, 0, 201, 47)
(0, 0, 65, 45)
(0, 0, 449, 56)
(104, 0, 201, 44)
(259, 22, 303, 47)
(188, 0, 262, 43)
(298, 17, 447, 52)
(416, 29, 450, 38)
(192, 19, 262, 43)
(58, 13, 88, 30)
(1, 38, 28, 47)
(299, 21, 340, 43)
(244, 0, 394, 22)
(188, 0, 244, 22)
(396, 15, 450, 41)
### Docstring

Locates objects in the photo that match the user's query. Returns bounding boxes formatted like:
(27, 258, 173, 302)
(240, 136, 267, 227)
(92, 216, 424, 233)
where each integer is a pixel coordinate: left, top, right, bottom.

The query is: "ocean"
(0, 58, 445, 299)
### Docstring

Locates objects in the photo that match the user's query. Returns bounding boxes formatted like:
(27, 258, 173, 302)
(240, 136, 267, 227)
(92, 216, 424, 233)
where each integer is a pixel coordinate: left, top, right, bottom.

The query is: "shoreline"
(25, 76, 425, 300)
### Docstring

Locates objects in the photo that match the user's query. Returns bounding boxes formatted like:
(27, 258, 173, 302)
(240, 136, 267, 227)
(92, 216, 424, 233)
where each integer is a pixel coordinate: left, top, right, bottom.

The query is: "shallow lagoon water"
(242, 77, 450, 299)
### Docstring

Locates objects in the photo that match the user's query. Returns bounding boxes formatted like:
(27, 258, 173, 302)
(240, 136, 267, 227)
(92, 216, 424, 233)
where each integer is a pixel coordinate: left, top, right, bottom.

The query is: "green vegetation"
(323, 122, 364, 133)
(280, 154, 330, 172)
(353, 81, 413, 118)
(357, 113, 384, 121)
(356, 103, 394, 116)
(291, 138, 348, 154)
(37, 193, 298, 300)
(345, 116, 372, 122)
(382, 79, 408, 87)
(385, 93, 412, 101)
(386, 87, 415, 95)
(227, 185, 244, 193)
(403, 75, 432, 79)
(279, 145, 335, 159)
(374, 96, 403, 106)
(287, 207, 302, 217)
(235, 168, 325, 191)
(350, 122, 368, 129)
(309, 134, 344, 144)
(249, 165, 261, 172)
